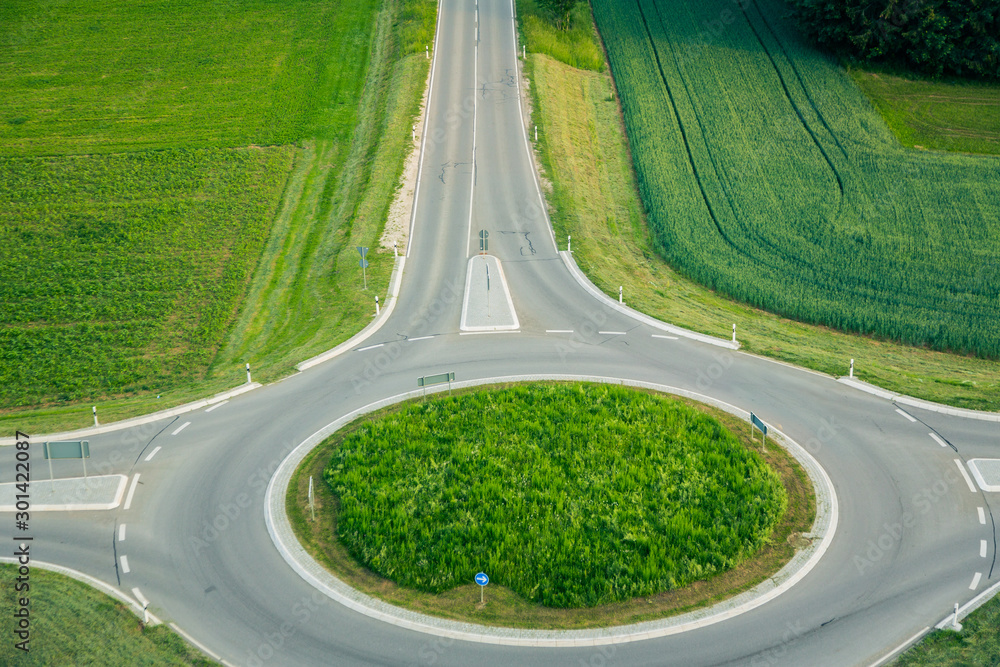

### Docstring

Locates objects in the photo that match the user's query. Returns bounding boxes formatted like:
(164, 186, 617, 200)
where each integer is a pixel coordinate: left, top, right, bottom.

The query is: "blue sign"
(750, 412, 767, 436)
(359, 258, 369, 269)
(475, 572, 489, 586)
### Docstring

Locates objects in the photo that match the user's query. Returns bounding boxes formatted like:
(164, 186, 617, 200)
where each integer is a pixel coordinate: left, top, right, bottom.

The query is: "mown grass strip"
(0, 564, 215, 666)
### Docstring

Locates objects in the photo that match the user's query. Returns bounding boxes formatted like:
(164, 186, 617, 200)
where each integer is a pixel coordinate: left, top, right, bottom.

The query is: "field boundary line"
(265, 373, 836, 647)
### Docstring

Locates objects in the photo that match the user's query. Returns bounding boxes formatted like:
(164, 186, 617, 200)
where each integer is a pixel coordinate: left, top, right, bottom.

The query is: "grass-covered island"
(289, 382, 813, 628)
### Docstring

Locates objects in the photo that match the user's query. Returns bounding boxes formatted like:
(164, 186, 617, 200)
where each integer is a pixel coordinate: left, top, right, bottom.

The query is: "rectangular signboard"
(418, 372, 455, 388)
(750, 413, 767, 436)
(44, 441, 90, 460)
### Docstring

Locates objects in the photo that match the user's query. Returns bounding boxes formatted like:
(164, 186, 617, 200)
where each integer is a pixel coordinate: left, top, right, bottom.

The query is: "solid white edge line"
(169, 623, 230, 665)
(204, 400, 228, 413)
(929, 432, 948, 447)
(652, 334, 679, 340)
(132, 587, 149, 609)
(981, 540, 988, 558)
(356, 343, 385, 352)
(120, 555, 130, 574)
(955, 459, 978, 493)
(144, 446, 161, 462)
(465, 2, 478, 255)
(869, 627, 931, 667)
(124, 474, 140, 510)
(118, 523, 126, 541)
(979, 507, 987, 524)
(171, 421, 191, 436)
(510, 0, 558, 253)
(405, 0, 443, 258)
(970, 572, 982, 590)
(894, 408, 917, 422)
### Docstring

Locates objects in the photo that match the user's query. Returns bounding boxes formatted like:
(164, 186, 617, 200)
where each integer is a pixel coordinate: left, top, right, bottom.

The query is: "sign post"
(750, 413, 767, 452)
(475, 572, 489, 604)
(44, 440, 91, 482)
(357, 247, 369, 290)
(418, 372, 456, 397)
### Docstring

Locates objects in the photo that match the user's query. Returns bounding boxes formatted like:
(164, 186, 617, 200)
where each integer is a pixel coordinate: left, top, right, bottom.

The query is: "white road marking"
(118, 524, 126, 541)
(132, 587, 149, 608)
(545, 330, 573, 334)
(120, 555, 130, 573)
(652, 334, 679, 340)
(870, 627, 930, 667)
(205, 400, 228, 413)
(171, 421, 190, 435)
(955, 459, 978, 493)
(929, 432, 948, 448)
(144, 446, 161, 462)
(169, 623, 227, 664)
(598, 331, 626, 336)
(124, 474, 140, 510)
(970, 572, 982, 590)
(981, 540, 988, 558)
(979, 507, 987, 524)
(894, 408, 916, 422)
(459, 330, 520, 335)
(356, 343, 384, 352)
(408, 335, 434, 342)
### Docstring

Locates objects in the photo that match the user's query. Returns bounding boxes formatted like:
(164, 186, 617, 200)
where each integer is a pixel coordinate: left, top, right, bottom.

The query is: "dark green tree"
(786, 0, 1000, 78)
(538, 0, 577, 28)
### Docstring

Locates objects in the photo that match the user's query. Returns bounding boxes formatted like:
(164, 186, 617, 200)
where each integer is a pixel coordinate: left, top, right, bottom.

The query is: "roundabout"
(265, 376, 837, 646)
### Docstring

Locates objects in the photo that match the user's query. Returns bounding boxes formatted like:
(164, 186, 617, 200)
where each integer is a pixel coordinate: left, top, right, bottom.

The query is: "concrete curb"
(0, 474, 127, 512)
(296, 255, 407, 372)
(559, 251, 739, 350)
(0, 557, 162, 626)
(838, 377, 1000, 422)
(0, 382, 261, 446)
(265, 374, 837, 647)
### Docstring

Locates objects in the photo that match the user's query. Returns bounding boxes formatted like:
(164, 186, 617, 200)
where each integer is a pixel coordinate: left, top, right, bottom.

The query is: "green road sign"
(418, 372, 455, 388)
(44, 441, 90, 459)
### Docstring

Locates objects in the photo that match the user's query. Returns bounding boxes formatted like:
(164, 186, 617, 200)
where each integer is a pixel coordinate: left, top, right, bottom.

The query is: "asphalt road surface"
(3, 0, 997, 665)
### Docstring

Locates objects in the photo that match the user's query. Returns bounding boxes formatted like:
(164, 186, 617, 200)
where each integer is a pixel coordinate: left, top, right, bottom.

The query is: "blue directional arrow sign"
(475, 572, 489, 586)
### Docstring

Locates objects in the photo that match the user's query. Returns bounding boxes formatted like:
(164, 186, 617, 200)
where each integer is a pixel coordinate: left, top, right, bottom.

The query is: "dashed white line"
(981, 540, 988, 558)
(955, 459, 977, 493)
(979, 507, 987, 524)
(132, 587, 149, 608)
(124, 474, 140, 510)
(408, 335, 435, 342)
(118, 524, 126, 542)
(120, 555, 130, 574)
(652, 334, 679, 340)
(205, 400, 228, 413)
(144, 446, 162, 462)
(545, 330, 573, 334)
(598, 331, 627, 336)
(894, 408, 917, 422)
(929, 432, 948, 448)
(970, 572, 982, 590)
(171, 421, 191, 435)
(356, 343, 384, 352)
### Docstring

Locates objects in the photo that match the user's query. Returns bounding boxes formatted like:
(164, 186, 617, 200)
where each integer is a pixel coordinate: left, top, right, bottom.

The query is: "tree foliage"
(786, 0, 1000, 78)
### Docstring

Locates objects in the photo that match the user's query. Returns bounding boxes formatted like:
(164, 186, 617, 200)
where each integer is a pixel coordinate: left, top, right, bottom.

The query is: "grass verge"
(0, 0, 436, 435)
(0, 564, 215, 665)
(287, 382, 814, 629)
(520, 0, 1000, 411)
(895, 593, 1000, 665)
(850, 66, 1000, 156)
